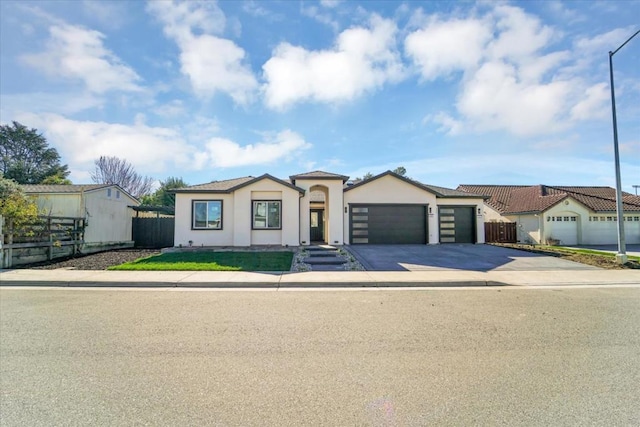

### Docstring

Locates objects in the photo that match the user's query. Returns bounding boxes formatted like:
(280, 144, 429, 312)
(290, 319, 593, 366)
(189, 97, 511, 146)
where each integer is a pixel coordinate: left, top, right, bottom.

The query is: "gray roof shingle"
(290, 170, 349, 182)
(21, 184, 112, 194)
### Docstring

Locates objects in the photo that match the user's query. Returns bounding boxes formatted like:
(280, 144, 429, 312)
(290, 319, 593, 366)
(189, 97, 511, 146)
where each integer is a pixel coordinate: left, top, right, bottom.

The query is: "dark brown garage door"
(350, 204, 427, 244)
(439, 206, 475, 243)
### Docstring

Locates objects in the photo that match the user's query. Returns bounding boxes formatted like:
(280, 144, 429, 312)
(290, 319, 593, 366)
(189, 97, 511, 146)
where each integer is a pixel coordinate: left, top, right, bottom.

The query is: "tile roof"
(174, 177, 255, 192)
(22, 184, 112, 193)
(290, 170, 350, 182)
(173, 175, 304, 194)
(457, 185, 640, 214)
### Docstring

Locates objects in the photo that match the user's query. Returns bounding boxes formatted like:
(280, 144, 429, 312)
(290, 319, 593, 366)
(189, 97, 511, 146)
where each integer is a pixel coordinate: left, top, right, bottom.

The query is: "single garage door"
(548, 215, 578, 245)
(439, 206, 475, 243)
(350, 204, 427, 244)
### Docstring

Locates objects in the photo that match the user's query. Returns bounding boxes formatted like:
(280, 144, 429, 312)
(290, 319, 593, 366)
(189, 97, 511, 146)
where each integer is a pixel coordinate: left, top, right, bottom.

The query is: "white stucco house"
(457, 184, 640, 245)
(22, 184, 139, 252)
(172, 170, 487, 247)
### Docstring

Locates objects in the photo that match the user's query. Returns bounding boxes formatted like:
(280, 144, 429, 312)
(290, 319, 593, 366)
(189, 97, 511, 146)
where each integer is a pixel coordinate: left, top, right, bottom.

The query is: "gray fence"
(132, 217, 175, 248)
(1, 215, 85, 268)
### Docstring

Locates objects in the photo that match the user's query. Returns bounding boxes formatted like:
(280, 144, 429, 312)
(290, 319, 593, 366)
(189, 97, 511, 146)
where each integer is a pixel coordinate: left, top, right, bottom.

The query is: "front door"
(310, 209, 325, 242)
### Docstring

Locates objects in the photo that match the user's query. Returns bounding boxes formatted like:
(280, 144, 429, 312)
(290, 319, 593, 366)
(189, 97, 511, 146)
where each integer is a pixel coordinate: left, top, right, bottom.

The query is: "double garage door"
(349, 204, 476, 244)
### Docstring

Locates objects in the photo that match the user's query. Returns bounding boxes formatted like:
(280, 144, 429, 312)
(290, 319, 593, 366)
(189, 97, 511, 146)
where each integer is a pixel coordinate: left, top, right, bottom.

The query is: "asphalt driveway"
(347, 244, 600, 272)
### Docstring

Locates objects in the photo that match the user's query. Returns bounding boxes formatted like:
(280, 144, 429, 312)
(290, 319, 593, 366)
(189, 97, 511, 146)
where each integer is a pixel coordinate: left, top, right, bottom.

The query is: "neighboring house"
(173, 170, 487, 247)
(22, 184, 139, 252)
(457, 184, 640, 245)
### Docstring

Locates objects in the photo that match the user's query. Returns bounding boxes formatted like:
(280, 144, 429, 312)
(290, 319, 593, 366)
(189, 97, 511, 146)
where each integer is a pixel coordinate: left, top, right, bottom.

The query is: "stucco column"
(299, 194, 311, 245)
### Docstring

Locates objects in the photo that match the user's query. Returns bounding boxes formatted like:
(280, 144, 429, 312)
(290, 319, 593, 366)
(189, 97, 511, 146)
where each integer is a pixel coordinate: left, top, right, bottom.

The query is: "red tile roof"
(457, 185, 640, 214)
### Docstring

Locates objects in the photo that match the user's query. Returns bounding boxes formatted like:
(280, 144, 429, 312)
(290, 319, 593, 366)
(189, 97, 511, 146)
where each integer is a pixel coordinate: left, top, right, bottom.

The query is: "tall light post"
(609, 29, 639, 264)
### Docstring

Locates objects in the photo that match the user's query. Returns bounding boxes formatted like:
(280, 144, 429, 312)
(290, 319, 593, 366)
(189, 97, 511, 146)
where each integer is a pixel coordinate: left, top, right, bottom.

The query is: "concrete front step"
(307, 264, 349, 271)
(307, 251, 341, 257)
(306, 245, 337, 251)
(303, 257, 347, 265)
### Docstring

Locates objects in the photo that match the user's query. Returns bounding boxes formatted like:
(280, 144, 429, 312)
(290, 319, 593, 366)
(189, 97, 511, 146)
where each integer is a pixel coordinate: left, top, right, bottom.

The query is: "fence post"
(47, 217, 53, 260)
(0, 215, 4, 269)
(2, 217, 14, 269)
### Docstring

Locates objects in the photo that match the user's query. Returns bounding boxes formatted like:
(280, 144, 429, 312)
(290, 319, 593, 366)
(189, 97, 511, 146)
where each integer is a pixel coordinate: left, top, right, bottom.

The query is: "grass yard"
(493, 243, 639, 269)
(108, 251, 294, 271)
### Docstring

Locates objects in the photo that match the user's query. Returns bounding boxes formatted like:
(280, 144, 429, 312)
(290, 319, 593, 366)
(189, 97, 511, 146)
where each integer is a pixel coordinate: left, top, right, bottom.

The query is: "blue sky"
(1, 0, 638, 191)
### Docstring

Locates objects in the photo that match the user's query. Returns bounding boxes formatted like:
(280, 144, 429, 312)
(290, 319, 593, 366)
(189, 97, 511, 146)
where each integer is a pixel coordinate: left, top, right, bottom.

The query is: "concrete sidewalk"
(1, 268, 638, 288)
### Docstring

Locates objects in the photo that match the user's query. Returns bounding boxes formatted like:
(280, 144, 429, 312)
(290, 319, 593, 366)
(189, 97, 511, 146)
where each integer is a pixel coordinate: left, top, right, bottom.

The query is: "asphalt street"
(1, 287, 639, 426)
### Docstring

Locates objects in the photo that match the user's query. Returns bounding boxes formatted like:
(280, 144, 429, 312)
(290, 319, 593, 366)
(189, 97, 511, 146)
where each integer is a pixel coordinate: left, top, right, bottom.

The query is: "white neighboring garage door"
(549, 215, 578, 245)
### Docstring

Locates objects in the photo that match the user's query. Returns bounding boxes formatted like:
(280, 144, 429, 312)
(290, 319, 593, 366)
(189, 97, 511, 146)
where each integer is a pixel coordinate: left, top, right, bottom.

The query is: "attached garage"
(439, 206, 476, 243)
(349, 204, 427, 244)
(547, 215, 578, 245)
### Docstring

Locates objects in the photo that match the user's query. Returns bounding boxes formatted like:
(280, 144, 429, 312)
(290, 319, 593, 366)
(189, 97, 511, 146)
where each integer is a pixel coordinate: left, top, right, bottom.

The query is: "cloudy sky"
(1, 0, 638, 191)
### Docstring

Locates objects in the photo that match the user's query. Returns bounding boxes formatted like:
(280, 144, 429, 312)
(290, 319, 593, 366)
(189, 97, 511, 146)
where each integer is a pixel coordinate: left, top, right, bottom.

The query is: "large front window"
(253, 201, 281, 229)
(192, 200, 223, 229)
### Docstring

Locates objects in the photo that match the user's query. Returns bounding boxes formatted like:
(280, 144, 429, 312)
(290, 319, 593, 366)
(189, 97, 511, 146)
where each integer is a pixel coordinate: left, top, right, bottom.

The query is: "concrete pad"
(348, 244, 600, 272)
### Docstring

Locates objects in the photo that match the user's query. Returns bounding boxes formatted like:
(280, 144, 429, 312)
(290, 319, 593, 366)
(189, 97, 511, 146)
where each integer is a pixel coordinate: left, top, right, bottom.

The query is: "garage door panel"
(350, 204, 426, 244)
(439, 207, 475, 243)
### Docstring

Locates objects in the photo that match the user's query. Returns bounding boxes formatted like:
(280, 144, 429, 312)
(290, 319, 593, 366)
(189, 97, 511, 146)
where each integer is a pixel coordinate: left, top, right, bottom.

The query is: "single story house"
(22, 184, 139, 252)
(172, 170, 487, 247)
(457, 184, 640, 245)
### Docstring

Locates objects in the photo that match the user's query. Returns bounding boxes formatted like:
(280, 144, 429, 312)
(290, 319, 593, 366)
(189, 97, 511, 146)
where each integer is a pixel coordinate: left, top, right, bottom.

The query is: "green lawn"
(544, 245, 640, 261)
(109, 251, 294, 271)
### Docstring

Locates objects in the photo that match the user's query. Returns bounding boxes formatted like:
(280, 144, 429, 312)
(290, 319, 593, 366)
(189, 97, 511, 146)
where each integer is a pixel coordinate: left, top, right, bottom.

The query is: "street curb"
(0, 280, 507, 288)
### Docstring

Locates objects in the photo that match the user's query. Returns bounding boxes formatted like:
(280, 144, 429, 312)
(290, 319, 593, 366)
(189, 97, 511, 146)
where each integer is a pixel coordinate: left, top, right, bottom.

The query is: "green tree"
(141, 177, 188, 207)
(0, 176, 39, 227)
(392, 166, 407, 176)
(0, 121, 70, 184)
(355, 172, 374, 181)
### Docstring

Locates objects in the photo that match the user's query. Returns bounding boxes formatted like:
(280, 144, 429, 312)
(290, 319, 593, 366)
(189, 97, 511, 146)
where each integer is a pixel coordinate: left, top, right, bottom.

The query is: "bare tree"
(91, 156, 154, 199)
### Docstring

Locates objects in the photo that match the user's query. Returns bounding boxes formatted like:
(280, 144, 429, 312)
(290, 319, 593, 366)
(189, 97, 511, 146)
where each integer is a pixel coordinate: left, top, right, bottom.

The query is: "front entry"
(310, 209, 325, 242)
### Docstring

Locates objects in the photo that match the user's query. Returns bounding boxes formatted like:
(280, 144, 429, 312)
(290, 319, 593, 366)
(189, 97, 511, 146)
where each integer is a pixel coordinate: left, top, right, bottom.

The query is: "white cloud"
(404, 17, 492, 80)
(204, 130, 311, 167)
(405, 4, 621, 137)
(21, 24, 142, 93)
(1, 92, 104, 116)
(147, 0, 257, 104)
(570, 82, 610, 121)
(428, 112, 464, 135)
(301, 4, 339, 32)
(263, 15, 404, 109)
(16, 113, 195, 176)
(153, 99, 186, 117)
(486, 5, 557, 62)
(320, 0, 343, 8)
(456, 61, 572, 136)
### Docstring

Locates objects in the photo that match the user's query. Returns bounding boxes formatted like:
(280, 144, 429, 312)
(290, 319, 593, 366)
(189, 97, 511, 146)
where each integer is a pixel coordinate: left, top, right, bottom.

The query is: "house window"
(253, 201, 281, 229)
(570, 217, 577, 222)
(634, 217, 640, 221)
(107, 188, 112, 197)
(116, 190, 121, 199)
(192, 200, 223, 229)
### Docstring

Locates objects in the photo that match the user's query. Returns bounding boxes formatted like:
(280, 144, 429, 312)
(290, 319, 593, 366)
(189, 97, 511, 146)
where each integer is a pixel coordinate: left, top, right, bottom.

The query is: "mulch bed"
(20, 249, 161, 270)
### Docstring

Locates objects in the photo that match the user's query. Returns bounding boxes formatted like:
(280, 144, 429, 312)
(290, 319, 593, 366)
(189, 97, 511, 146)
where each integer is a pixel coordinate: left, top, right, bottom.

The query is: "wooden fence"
(132, 217, 174, 248)
(484, 222, 517, 243)
(1, 215, 85, 268)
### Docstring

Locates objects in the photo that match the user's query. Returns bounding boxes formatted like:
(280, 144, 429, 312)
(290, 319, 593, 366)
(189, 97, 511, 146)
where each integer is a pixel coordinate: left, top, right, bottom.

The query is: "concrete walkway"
(1, 268, 638, 288)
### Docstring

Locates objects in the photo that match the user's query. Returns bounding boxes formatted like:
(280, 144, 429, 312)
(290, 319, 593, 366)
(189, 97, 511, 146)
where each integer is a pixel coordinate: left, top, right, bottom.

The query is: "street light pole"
(608, 29, 639, 265)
